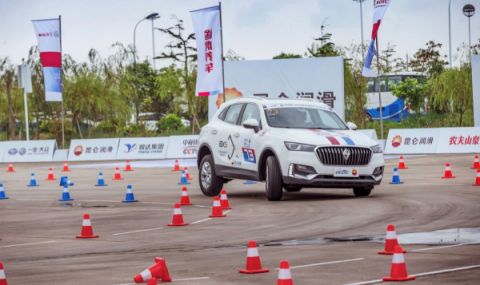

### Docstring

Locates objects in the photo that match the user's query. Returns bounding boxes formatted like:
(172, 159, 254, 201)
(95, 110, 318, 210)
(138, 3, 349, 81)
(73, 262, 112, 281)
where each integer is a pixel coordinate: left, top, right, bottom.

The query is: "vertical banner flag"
(32, 18, 62, 101)
(190, 6, 224, 97)
(363, 0, 392, 77)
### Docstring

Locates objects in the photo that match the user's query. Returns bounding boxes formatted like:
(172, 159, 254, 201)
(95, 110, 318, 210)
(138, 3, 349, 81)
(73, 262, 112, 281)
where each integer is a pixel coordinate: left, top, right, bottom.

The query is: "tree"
(272, 52, 302, 59)
(225, 49, 245, 61)
(409, 41, 448, 76)
(0, 57, 17, 140)
(158, 114, 183, 132)
(390, 78, 428, 115)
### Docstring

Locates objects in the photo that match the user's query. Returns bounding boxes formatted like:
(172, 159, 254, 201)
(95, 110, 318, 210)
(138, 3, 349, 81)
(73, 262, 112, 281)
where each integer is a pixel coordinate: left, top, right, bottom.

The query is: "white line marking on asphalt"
(114, 276, 210, 284)
(277, 258, 365, 270)
(344, 264, 480, 285)
(191, 210, 231, 224)
(17, 199, 53, 201)
(413, 244, 464, 252)
(112, 227, 164, 236)
(0, 241, 56, 248)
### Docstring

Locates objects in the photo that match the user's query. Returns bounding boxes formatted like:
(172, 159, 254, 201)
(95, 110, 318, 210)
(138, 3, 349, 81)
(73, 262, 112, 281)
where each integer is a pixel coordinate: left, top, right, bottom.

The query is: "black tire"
(265, 156, 283, 201)
(283, 185, 302, 192)
(199, 154, 223, 196)
(353, 187, 372, 197)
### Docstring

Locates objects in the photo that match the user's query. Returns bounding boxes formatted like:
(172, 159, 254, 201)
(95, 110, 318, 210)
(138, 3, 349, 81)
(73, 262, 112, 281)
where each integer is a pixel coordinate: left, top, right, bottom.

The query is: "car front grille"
(316, 147, 372, 166)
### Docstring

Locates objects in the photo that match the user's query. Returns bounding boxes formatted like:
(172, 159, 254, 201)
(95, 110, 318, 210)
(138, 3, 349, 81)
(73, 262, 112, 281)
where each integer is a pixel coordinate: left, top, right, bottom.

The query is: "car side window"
(223, 104, 244, 125)
(218, 106, 229, 120)
(240, 104, 262, 129)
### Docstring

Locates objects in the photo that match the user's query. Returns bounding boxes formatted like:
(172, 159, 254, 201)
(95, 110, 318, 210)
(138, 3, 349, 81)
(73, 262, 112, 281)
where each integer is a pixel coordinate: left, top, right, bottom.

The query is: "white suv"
(197, 97, 384, 201)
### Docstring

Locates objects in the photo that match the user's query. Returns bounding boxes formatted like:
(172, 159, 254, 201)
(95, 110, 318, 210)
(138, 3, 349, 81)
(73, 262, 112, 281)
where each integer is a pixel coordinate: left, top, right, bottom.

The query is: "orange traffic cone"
(379, 224, 406, 255)
(398, 156, 408, 169)
(184, 167, 193, 180)
(220, 190, 232, 209)
(172, 160, 181, 172)
(45, 168, 57, 180)
(180, 187, 192, 205)
(146, 278, 157, 285)
(277, 260, 293, 285)
(168, 203, 188, 226)
(471, 156, 480, 169)
(6, 162, 15, 172)
(0, 262, 7, 285)
(76, 214, 99, 238)
(383, 246, 415, 281)
(133, 257, 172, 283)
(473, 169, 480, 186)
(61, 161, 71, 172)
(209, 196, 226, 217)
(442, 163, 456, 178)
(239, 240, 269, 274)
(124, 160, 134, 171)
(112, 167, 124, 180)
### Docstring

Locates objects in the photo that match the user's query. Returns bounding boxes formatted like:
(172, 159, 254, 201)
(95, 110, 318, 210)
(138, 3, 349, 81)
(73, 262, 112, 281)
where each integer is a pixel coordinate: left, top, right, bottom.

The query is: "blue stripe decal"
(342, 137, 355, 146)
(210, 90, 221, 95)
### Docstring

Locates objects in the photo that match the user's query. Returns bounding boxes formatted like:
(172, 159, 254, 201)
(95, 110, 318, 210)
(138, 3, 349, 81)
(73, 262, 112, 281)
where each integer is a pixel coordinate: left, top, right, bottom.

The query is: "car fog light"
(294, 164, 317, 175)
(373, 166, 384, 176)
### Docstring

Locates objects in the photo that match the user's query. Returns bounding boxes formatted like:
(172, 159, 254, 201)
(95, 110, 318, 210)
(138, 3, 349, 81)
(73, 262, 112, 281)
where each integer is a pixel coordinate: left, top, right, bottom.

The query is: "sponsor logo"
(242, 138, 251, 148)
(231, 160, 242, 166)
(335, 169, 349, 175)
(227, 135, 235, 160)
(352, 169, 358, 176)
(8, 148, 17, 155)
(183, 148, 198, 155)
(219, 141, 228, 148)
(259, 130, 268, 136)
(242, 148, 256, 163)
(73, 146, 84, 156)
(392, 135, 402, 148)
(19, 147, 26, 155)
(342, 148, 351, 161)
(124, 144, 137, 153)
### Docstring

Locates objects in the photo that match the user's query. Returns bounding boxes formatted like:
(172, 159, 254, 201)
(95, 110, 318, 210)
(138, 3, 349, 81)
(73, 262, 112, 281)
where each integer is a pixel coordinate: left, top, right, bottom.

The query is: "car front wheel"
(199, 155, 223, 196)
(265, 156, 283, 201)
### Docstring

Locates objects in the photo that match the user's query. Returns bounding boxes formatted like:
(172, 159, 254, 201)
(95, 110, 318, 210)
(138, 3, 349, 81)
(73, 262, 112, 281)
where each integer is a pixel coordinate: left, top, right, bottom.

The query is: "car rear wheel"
(283, 185, 302, 192)
(199, 155, 223, 196)
(265, 156, 283, 201)
(353, 187, 372, 197)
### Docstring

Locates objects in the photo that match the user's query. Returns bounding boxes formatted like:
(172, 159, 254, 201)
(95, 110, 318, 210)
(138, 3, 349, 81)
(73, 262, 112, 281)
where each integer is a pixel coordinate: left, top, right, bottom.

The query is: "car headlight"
(371, 144, 383, 153)
(284, 142, 316, 152)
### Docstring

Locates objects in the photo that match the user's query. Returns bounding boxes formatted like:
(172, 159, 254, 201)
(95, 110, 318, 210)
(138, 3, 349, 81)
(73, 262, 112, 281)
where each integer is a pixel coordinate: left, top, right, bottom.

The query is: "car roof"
(223, 97, 330, 109)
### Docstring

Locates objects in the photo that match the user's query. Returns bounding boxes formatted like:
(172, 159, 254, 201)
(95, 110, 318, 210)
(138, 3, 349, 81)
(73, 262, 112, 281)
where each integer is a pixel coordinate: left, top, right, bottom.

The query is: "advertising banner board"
(116, 137, 170, 160)
(473, 55, 480, 127)
(384, 128, 440, 154)
(357, 129, 378, 140)
(165, 135, 199, 159)
(2, 140, 57, 162)
(68, 139, 119, 161)
(0, 141, 7, 163)
(436, 127, 480, 153)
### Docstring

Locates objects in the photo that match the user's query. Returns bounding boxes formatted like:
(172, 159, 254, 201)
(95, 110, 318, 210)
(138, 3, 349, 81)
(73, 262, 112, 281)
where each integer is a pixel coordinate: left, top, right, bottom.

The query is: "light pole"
(133, 13, 160, 68)
(463, 4, 475, 64)
(353, 0, 367, 61)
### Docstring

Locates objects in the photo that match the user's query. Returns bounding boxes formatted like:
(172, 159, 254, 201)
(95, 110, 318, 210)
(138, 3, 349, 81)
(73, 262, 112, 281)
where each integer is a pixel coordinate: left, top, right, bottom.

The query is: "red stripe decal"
(40, 52, 62, 68)
(326, 136, 340, 145)
(198, 92, 210, 96)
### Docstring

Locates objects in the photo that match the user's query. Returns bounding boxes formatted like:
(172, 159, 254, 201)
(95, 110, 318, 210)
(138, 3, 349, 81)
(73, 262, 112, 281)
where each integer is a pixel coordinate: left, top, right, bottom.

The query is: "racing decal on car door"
(242, 148, 256, 163)
(227, 135, 235, 159)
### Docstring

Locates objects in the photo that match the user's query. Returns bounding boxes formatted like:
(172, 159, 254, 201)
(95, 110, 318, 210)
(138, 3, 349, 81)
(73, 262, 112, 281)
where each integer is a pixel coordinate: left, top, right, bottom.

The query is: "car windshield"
(264, 106, 348, 130)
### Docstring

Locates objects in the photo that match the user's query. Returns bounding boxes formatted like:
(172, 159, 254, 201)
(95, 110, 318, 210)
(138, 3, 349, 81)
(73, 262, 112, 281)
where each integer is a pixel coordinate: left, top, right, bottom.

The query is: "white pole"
(22, 62, 29, 141)
(449, 0, 452, 68)
(468, 16, 471, 64)
(151, 19, 156, 70)
(360, 0, 365, 61)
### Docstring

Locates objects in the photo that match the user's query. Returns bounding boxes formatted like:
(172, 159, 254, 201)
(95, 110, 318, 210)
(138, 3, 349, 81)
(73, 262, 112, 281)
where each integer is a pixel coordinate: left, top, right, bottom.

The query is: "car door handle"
(211, 130, 217, 135)
(234, 133, 240, 138)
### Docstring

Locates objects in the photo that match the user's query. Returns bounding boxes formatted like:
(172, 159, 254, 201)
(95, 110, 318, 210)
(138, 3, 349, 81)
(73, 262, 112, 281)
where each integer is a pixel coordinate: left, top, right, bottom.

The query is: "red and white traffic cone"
(383, 246, 415, 281)
(146, 278, 157, 285)
(442, 163, 456, 179)
(45, 168, 57, 180)
(277, 260, 293, 285)
(124, 160, 134, 171)
(133, 257, 172, 283)
(76, 214, 99, 238)
(473, 169, 480, 186)
(220, 190, 232, 210)
(379, 224, 406, 255)
(471, 155, 480, 169)
(6, 162, 15, 173)
(61, 161, 71, 172)
(180, 187, 192, 205)
(112, 167, 124, 180)
(239, 240, 269, 274)
(172, 160, 181, 172)
(209, 196, 226, 217)
(0, 262, 7, 285)
(398, 156, 408, 169)
(184, 167, 193, 180)
(168, 203, 188, 226)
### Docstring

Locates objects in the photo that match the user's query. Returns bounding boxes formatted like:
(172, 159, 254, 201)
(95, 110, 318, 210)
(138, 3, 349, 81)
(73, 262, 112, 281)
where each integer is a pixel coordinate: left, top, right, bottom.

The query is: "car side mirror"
(347, 122, 357, 131)
(243, 119, 260, 133)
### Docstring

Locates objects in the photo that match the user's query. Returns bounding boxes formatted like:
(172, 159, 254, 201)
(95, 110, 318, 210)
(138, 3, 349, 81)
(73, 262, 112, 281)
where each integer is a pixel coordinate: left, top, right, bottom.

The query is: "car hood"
(269, 128, 377, 147)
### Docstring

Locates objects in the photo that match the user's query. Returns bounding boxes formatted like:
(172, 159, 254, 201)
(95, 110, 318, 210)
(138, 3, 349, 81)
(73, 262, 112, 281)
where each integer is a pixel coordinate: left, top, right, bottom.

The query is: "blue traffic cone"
(59, 184, 74, 201)
(389, 168, 404, 184)
(243, 180, 257, 184)
(59, 176, 74, 186)
(178, 170, 191, 185)
(95, 172, 108, 186)
(0, 184, 9, 199)
(122, 185, 138, 202)
(27, 173, 39, 187)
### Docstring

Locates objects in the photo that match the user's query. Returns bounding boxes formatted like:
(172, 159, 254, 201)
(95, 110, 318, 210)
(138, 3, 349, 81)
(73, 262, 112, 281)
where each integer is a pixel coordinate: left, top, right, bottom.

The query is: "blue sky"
(0, 0, 479, 68)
